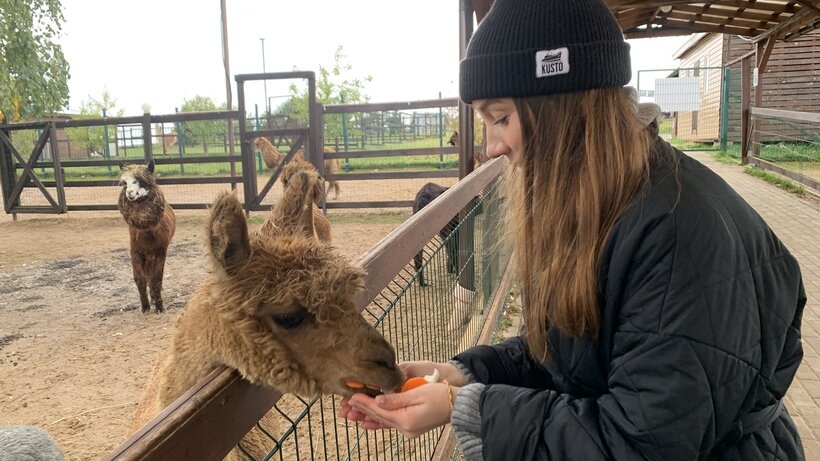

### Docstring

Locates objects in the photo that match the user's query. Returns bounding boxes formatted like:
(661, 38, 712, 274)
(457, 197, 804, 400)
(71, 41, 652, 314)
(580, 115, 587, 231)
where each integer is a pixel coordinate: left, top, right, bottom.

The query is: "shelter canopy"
(470, 0, 820, 42)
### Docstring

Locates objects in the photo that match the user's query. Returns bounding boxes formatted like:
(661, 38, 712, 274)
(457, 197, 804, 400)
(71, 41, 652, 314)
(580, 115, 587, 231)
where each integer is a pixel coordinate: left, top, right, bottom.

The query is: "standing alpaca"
(412, 154, 484, 287)
(254, 137, 342, 199)
(118, 160, 176, 313)
(269, 159, 332, 243)
(412, 183, 461, 287)
(130, 179, 403, 460)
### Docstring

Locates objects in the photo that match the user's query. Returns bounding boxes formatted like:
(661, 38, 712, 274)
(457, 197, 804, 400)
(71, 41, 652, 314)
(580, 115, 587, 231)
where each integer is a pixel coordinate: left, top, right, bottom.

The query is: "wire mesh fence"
(235, 174, 512, 461)
(749, 109, 820, 185)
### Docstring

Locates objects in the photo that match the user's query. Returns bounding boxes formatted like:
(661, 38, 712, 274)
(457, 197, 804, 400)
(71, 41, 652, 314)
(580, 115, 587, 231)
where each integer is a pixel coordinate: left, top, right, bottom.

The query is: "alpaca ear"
(207, 192, 251, 277)
(119, 161, 126, 170)
(147, 159, 155, 173)
(312, 175, 325, 206)
(277, 170, 316, 238)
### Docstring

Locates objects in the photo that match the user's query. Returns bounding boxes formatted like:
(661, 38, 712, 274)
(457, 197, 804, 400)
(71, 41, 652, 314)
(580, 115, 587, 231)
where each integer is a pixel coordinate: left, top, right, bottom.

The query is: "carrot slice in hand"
(401, 377, 429, 392)
(400, 369, 440, 392)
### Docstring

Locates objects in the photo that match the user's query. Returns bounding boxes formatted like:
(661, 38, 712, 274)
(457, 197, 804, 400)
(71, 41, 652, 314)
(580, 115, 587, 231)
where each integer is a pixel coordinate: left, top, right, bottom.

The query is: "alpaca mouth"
(343, 379, 384, 397)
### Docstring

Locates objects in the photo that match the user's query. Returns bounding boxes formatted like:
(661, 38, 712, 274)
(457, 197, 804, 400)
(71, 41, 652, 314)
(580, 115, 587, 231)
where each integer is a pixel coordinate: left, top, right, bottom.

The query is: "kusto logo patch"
(535, 47, 570, 78)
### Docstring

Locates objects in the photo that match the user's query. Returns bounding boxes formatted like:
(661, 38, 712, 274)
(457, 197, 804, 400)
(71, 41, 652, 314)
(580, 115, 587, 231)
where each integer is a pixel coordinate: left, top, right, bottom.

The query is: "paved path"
(688, 152, 820, 460)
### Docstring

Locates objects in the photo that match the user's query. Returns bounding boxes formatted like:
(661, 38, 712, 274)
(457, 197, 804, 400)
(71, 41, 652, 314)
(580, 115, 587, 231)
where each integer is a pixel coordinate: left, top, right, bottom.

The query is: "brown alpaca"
(118, 160, 176, 313)
(254, 137, 342, 199)
(155, 123, 178, 150)
(267, 159, 332, 243)
(130, 180, 403, 460)
(447, 130, 484, 168)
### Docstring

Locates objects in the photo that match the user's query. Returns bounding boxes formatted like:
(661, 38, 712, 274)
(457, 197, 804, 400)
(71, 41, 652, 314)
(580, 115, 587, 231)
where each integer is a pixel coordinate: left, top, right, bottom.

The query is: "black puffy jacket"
(454, 137, 806, 460)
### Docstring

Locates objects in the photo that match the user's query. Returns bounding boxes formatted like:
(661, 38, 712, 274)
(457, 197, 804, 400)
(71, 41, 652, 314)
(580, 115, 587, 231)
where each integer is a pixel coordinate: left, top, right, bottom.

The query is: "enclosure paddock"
(0, 210, 407, 461)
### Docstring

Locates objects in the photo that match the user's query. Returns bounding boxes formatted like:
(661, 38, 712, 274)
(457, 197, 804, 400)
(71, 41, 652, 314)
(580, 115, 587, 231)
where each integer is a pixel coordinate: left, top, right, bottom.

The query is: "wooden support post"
(751, 37, 776, 157)
(141, 108, 153, 162)
(740, 57, 751, 164)
(458, 0, 476, 291)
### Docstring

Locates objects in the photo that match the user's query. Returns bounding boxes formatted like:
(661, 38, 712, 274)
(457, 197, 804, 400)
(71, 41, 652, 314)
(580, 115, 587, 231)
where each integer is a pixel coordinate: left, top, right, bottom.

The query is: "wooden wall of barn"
(676, 34, 724, 142)
(725, 31, 820, 145)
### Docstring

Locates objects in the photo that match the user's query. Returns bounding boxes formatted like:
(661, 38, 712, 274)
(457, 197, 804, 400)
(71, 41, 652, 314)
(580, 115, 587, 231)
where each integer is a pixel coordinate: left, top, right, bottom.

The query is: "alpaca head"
(448, 131, 459, 146)
(254, 137, 273, 151)
(119, 160, 157, 202)
(280, 160, 324, 206)
(205, 187, 404, 397)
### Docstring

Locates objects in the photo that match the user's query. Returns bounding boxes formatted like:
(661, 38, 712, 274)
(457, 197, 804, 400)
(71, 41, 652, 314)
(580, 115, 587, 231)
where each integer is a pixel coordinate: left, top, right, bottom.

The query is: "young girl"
(341, 0, 806, 459)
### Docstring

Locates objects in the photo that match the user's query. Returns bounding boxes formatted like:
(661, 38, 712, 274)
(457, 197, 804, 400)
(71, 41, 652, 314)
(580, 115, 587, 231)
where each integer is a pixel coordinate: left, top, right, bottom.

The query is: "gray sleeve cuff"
(449, 359, 476, 384)
(450, 382, 485, 461)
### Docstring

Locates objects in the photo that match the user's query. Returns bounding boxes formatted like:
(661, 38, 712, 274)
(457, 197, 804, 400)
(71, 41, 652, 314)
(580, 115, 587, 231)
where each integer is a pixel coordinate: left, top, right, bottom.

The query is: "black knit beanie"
(460, 0, 631, 104)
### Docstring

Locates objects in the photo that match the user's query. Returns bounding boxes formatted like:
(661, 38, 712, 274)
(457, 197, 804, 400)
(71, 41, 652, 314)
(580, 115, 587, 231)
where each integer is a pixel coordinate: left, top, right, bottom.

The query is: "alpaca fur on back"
(274, 159, 332, 243)
(118, 162, 176, 313)
(0, 426, 64, 461)
(254, 137, 342, 199)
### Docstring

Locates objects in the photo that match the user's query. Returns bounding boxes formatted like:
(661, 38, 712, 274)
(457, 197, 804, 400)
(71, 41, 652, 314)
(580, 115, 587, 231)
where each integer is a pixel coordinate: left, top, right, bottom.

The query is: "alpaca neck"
(120, 190, 167, 230)
(158, 292, 221, 407)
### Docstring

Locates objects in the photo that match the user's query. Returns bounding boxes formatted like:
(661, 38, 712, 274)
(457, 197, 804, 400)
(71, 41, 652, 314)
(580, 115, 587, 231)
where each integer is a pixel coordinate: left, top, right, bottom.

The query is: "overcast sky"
(60, 1, 690, 115)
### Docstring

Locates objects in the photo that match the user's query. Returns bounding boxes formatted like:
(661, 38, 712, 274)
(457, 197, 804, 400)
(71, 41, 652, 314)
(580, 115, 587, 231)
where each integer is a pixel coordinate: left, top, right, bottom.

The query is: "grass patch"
(707, 150, 741, 165)
(744, 166, 806, 196)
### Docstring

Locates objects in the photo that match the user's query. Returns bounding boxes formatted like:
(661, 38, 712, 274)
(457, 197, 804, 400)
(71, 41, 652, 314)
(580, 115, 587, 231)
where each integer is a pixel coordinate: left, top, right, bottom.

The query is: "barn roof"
(471, 1, 820, 43)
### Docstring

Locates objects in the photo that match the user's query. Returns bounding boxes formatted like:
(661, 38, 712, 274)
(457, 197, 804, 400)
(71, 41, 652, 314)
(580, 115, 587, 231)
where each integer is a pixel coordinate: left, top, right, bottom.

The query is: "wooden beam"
(609, 0, 711, 10)
(664, 10, 772, 29)
(793, 0, 820, 17)
(652, 16, 761, 35)
(709, 0, 798, 14)
(623, 26, 698, 39)
(751, 7, 814, 41)
(671, 5, 780, 26)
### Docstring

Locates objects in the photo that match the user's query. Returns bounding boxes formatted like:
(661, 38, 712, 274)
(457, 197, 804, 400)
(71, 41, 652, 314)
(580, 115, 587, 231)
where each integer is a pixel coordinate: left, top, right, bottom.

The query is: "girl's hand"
(342, 382, 458, 438)
(400, 361, 468, 387)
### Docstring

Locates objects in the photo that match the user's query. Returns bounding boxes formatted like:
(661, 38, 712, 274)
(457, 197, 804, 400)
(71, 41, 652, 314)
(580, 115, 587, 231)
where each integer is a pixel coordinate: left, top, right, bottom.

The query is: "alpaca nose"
(366, 338, 398, 370)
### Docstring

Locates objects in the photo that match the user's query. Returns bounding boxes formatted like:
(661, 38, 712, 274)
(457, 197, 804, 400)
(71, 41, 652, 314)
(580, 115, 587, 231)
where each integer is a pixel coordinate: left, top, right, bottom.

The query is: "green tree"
(275, 45, 371, 146)
(179, 95, 227, 153)
(65, 89, 122, 155)
(0, 0, 70, 121)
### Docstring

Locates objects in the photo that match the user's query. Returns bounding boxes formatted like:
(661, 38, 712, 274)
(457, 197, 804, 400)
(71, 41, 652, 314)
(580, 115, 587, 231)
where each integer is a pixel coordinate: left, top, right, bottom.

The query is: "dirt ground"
(0, 193, 415, 460)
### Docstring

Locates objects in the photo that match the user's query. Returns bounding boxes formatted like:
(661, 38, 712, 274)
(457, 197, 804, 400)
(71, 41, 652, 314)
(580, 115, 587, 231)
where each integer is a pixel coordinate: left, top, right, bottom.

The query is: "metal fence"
(748, 108, 820, 188)
(105, 157, 514, 461)
(0, 97, 472, 216)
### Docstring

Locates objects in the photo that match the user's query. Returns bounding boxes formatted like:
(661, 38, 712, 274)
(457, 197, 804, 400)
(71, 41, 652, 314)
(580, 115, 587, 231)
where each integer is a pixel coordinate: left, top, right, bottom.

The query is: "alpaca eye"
(271, 309, 310, 330)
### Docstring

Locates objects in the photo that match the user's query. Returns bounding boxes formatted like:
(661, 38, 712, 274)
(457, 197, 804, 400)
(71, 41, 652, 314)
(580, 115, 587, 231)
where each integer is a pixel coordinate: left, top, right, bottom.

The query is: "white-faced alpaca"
(254, 137, 342, 199)
(118, 160, 176, 313)
(130, 181, 404, 460)
(268, 159, 332, 243)
(0, 426, 64, 461)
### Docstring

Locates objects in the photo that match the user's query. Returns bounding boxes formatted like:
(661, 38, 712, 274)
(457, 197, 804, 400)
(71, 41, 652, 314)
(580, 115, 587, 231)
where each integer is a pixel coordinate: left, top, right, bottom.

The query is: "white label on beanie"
(535, 48, 570, 78)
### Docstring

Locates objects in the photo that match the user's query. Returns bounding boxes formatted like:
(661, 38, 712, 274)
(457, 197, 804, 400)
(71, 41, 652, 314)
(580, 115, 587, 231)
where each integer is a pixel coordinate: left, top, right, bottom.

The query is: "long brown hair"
(508, 87, 651, 362)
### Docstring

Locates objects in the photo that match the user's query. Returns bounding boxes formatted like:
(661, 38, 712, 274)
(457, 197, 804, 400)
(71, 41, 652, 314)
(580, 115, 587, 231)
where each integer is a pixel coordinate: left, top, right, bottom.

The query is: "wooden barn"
(668, 30, 820, 143)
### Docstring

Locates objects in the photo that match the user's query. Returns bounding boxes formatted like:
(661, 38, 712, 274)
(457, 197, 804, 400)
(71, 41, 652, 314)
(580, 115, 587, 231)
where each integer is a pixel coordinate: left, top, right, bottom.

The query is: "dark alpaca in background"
(412, 183, 463, 287)
(412, 135, 485, 287)
(118, 160, 176, 313)
(412, 186, 483, 287)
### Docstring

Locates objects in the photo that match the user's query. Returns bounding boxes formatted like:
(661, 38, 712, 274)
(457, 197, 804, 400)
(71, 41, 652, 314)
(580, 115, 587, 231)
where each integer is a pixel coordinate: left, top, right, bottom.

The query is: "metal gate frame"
(0, 122, 66, 214)
(235, 71, 321, 212)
